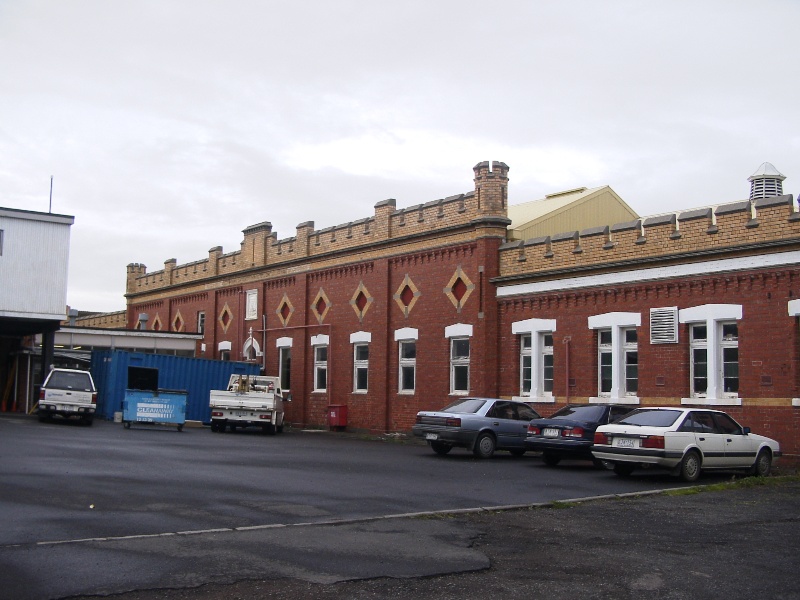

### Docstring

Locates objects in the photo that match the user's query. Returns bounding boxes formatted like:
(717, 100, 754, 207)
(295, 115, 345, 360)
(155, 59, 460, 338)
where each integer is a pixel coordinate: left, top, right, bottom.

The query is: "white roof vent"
(748, 162, 785, 200)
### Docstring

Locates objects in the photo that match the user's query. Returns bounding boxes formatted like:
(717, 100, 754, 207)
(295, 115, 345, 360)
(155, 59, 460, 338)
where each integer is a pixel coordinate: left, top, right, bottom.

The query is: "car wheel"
(83, 416, 93, 426)
(473, 432, 496, 458)
(262, 424, 276, 435)
(751, 449, 772, 477)
(613, 462, 635, 477)
(509, 448, 527, 457)
(430, 441, 452, 455)
(124, 422, 131, 429)
(679, 450, 702, 482)
(542, 452, 561, 467)
(38, 411, 48, 422)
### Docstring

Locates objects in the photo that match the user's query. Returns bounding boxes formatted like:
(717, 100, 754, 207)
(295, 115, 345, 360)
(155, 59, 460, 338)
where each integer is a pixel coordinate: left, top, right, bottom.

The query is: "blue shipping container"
(90, 350, 260, 422)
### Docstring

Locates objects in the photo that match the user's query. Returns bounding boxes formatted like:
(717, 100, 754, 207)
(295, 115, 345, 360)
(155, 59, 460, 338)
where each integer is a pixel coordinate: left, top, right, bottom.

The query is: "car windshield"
(550, 405, 605, 421)
(615, 409, 682, 427)
(46, 371, 94, 392)
(440, 398, 487, 414)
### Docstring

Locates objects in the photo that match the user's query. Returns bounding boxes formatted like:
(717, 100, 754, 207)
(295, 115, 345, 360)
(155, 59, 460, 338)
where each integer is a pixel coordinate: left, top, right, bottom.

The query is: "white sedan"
(591, 407, 781, 482)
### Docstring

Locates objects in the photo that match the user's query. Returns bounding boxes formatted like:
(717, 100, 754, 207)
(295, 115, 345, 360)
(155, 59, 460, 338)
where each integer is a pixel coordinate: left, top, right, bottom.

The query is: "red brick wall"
(498, 266, 800, 455)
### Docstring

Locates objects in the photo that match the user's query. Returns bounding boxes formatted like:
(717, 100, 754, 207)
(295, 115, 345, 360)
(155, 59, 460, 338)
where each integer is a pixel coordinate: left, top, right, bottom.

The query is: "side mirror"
(283, 393, 292, 402)
(742, 426, 751, 435)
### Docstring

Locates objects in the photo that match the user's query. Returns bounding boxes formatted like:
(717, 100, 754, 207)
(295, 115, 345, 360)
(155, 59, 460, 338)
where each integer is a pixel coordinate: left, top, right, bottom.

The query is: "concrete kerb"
(16, 485, 694, 551)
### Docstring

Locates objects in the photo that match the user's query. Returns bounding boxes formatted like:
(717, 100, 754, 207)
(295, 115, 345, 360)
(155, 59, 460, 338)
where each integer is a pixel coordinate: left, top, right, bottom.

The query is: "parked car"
(38, 368, 97, 425)
(526, 403, 633, 467)
(591, 407, 781, 482)
(412, 398, 542, 458)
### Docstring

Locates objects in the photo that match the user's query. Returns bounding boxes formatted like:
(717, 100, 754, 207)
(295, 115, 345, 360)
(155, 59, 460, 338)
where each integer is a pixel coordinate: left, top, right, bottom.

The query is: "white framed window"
(680, 304, 742, 405)
(512, 318, 557, 402)
(350, 331, 371, 393)
(450, 338, 470, 394)
(311, 334, 329, 392)
(399, 341, 416, 393)
(395, 328, 418, 394)
(353, 343, 369, 392)
(445, 324, 473, 395)
(276, 337, 293, 391)
(588, 312, 641, 404)
(197, 311, 206, 335)
(520, 335, 532, 395)
(279, 346, 291, 391)
(245, 289, 258, 320)
(314, 345, 328, 391)
(598, 327, 638, 397)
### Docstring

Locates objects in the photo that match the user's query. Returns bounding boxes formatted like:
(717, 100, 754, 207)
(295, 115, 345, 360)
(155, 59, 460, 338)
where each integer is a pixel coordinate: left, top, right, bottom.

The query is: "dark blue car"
(525, 403, 633, 466)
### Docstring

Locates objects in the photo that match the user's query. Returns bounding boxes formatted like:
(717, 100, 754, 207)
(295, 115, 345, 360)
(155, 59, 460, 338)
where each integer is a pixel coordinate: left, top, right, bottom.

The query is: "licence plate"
(543, 428, 560, 438)
(234, 411, 249, 417)
(615, 437, 638, 448)
(425, 433, 438, 441)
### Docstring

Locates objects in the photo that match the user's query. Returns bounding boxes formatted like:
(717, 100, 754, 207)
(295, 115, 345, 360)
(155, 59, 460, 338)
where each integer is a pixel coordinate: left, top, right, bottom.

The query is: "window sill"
(793, 398, 800, 407)
(681, 397, 742, 406)
(589, 396, 640, 405)
(352, 391, 367, 395)
(513, 396, 555, 403)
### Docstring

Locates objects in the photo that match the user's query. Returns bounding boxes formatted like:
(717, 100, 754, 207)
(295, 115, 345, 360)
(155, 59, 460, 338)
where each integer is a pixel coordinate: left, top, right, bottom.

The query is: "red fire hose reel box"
(328, 405, 348, 429)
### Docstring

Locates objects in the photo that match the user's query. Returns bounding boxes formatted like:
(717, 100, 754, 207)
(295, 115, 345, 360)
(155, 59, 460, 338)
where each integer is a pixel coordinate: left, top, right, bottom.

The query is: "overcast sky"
(1, 1, 798, 313)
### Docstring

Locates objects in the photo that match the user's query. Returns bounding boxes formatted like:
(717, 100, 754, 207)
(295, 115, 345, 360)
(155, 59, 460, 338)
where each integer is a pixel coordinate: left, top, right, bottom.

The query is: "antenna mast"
(49, 176, 53, 213)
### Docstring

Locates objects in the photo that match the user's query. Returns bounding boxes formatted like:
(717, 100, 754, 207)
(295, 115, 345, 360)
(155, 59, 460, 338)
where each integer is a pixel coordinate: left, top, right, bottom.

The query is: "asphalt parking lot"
(66, 477, 800, 600)
(2, 415, 798, 599)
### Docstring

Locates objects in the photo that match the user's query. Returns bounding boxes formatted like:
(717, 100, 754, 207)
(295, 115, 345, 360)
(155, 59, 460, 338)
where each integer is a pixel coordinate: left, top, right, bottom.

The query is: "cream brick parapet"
(126, 162, 511, 297)
(497, 194, 798, 281)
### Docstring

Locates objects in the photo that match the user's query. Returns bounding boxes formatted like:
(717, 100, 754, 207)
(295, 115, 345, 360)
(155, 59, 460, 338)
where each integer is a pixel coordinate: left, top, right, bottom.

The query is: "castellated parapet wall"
(497, 194, 800, 280)
(126, 162, 511, 296)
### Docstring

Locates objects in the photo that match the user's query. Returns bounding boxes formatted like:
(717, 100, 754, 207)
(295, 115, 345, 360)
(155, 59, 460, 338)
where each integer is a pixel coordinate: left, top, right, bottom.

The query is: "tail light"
(39, 389, 45, 401)
(641, 435, 665, 449)
(594, 432, 610, 445)
(445, 417, 461, 427)
(211, 411, 224, 417)
(528, 425, 541, 435)
(415, 415, 422, 424)
(91, 393, 97, 405)
(562, 426, 585, 438)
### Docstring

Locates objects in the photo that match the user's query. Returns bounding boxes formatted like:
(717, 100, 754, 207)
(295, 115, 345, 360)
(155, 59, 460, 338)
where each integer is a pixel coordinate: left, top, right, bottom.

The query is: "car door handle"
(726, 439, 732, 442)
(699, 437, 706, 441)
(493, 422, 499, 426)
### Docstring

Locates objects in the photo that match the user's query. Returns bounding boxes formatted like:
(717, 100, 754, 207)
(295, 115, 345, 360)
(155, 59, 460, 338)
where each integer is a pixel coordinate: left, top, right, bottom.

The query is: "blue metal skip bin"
(123, 389, 187, 431)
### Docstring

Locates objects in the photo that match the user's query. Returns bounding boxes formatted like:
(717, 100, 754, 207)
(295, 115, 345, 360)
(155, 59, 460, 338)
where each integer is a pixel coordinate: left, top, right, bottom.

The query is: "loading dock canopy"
(36, 326, 202, 354)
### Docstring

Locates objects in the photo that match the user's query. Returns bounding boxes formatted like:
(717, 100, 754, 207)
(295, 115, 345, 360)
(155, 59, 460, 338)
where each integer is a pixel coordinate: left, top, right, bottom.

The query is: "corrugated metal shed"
(0, 207, 73, 320)
(507, 185, 639, 241)
(90, 350, 260, 422)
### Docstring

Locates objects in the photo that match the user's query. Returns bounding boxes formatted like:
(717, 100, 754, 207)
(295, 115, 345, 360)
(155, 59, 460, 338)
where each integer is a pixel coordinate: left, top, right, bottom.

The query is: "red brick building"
(122, 161, 800, 456)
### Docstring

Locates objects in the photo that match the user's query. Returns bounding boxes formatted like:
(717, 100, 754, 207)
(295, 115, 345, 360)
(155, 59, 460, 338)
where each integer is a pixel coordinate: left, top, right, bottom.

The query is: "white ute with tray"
(209, 374, 288, 434)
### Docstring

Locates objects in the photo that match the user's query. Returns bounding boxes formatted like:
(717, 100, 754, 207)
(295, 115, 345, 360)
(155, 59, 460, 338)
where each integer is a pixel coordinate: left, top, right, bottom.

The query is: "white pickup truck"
(38, 368, 97, 426)
(209, 374, 288, 434)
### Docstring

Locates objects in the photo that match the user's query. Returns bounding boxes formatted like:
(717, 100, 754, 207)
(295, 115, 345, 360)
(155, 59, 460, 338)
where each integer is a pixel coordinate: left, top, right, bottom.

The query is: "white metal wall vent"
(650, 307, 679, 344)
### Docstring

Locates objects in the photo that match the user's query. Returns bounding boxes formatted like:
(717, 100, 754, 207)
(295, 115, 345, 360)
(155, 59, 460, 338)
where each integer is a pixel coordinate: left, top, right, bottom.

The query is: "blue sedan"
(412, 398, 541, 458)
(526, 403, 633, 466)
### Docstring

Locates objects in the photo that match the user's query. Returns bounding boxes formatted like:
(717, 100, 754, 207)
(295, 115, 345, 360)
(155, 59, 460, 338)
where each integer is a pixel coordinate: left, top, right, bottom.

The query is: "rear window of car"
(45, 371, 94, 392)
(615, 409, 682, 427)
(440, 398, 487, 414)
(551, 405, 605, 421)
